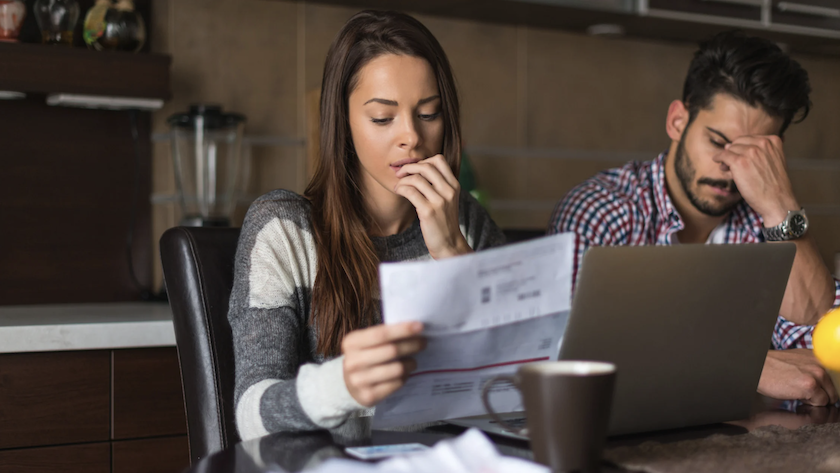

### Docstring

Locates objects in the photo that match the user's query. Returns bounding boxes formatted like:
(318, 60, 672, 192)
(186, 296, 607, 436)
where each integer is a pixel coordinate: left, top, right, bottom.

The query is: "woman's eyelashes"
(370, 111, 441, 125)
(419, 112, 441, 121)
(709, 138, 726, 149)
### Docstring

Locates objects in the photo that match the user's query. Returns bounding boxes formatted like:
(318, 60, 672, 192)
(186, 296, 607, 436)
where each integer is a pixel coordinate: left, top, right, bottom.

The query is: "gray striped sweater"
(228, 189, 506, 440)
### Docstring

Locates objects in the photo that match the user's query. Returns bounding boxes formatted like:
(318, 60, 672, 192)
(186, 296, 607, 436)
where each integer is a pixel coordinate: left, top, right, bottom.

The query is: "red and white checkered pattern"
(548, 153, 840, 350)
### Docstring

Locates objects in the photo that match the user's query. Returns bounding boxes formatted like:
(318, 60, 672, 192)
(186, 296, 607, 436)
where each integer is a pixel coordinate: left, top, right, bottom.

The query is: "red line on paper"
(410, 357, 550, 377)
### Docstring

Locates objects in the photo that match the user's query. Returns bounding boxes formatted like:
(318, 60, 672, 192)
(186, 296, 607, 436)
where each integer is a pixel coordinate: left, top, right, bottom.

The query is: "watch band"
(762, 223, 787, 242)
(761, 209, 807, 242)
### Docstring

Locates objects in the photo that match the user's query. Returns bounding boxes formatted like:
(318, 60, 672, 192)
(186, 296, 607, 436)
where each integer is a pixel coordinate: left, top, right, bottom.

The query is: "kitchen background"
(148, 0, 840, 292)
(2, 2, 840, 471)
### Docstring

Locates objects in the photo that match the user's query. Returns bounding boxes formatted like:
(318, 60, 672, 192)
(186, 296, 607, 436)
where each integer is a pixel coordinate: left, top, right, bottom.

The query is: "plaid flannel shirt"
(548, 153, 840, 350)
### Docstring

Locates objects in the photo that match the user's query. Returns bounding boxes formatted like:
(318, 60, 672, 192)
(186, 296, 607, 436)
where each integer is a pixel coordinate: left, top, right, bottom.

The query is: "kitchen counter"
(0, 302, 175, 353)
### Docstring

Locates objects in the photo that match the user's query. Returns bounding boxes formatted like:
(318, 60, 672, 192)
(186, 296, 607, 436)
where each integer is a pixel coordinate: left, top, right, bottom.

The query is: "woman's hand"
(394, 154, 472, 259)
(342, 321, 426, 407)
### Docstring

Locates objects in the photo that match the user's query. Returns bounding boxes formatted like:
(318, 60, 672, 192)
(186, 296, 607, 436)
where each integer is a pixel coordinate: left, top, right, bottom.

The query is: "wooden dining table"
(185, 396, 840, 473)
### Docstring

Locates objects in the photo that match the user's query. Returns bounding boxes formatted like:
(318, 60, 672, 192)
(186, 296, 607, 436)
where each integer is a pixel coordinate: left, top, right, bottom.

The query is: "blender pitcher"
(168, 104, 246, 227)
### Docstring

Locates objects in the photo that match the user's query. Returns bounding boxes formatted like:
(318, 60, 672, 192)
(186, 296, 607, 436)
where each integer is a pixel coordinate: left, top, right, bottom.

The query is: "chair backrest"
(160, 226, 242, 464)
(502, 228, 546, 243)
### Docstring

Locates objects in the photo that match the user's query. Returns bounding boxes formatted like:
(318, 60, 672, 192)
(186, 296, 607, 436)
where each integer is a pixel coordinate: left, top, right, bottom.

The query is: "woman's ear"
(666, 100, 690, 142)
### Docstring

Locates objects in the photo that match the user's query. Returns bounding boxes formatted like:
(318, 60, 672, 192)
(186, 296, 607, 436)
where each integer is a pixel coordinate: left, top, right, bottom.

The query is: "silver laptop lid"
(560, 243, 795, 435)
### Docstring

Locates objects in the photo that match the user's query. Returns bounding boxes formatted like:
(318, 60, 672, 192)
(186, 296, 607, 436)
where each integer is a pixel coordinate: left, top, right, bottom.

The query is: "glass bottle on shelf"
(33, 0, 80, 45)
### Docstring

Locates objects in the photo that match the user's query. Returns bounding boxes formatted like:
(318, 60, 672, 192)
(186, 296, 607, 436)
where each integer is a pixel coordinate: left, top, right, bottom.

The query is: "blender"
(168, 104, 246, 227)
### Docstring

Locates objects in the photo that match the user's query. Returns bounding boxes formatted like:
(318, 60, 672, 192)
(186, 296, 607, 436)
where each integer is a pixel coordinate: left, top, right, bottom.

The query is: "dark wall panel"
(0, 97, 151, 304)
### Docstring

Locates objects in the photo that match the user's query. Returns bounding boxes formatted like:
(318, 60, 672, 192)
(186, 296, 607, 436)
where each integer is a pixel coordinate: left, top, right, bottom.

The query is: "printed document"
(372, 232, 575, 428)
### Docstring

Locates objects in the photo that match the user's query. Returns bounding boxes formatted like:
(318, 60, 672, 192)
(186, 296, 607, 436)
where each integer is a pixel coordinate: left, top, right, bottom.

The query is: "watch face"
(789, 214, 808, 236)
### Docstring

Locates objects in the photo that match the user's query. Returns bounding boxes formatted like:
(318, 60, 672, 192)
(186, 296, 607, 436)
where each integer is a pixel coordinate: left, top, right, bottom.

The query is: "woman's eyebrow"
(364, 98, 398, 106)
(417, 95, 440, 105)
(363, 95, 440, 106)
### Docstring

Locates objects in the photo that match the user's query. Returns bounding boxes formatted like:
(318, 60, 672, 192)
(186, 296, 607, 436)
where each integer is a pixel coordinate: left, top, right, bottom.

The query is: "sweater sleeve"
(228, 191, 365, 439)
(458, 190, 506, 251)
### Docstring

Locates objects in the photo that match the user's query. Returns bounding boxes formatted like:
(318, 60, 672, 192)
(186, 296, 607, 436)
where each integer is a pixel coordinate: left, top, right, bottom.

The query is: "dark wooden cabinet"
(300, 0, 840, 56)
(648, 0, 764, 21)
(112, 348, 187, 439)
(112, 436, 190, 473)
(773, 0, 840, 31)
(0, 443, 111, 473)
(0, 351, 110, 449)
(0, 43, 170, 99)
(0, 348, 188, 473)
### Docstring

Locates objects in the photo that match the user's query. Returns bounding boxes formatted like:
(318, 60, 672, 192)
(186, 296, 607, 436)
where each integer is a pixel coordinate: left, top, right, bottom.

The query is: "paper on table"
(303, 429, 548, 473)
(373, 233, 575, 429)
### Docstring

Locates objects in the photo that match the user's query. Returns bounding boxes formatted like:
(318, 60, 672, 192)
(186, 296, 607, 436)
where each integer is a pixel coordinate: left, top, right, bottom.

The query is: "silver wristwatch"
(761, 209, 809, 241)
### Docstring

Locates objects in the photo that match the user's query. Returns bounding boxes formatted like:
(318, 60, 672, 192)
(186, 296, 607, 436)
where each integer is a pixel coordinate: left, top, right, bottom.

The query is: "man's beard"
(674, 132, 740, 218)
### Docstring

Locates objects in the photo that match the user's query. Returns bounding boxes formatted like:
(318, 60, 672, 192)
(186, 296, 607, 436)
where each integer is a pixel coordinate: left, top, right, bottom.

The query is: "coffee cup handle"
(481, 375, 526, 434)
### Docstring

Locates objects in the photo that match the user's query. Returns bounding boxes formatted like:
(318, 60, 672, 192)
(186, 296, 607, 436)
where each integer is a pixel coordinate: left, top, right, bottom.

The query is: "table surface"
(186, 397, 840, 473)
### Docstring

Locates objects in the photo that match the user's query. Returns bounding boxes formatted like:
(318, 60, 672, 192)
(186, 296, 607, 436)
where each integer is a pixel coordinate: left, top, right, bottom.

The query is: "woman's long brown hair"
(304, 10, 462, 357)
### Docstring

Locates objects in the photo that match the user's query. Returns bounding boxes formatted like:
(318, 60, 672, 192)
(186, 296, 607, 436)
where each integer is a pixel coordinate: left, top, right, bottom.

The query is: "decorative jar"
(0, 0, 26, 42)
(83, 0, 145, 52)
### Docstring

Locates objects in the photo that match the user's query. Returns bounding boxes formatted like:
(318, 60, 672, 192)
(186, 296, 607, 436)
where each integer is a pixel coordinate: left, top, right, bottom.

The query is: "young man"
(549, 31, 838, 406)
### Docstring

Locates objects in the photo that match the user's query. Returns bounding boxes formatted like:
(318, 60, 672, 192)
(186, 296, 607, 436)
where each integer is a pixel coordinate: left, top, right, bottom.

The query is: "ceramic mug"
(482, 360, 616, 473)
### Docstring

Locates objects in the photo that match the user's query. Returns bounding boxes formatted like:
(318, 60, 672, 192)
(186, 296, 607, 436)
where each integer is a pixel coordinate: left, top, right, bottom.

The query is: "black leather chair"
(160, 226, 242, 464)
(503, 228, 546, 243)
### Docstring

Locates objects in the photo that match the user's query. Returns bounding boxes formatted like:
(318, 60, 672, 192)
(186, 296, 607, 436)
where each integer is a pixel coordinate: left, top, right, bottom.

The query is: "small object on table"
(82, 0, 145, 52)
(345, 443, 430, 461)
(33, 0, 79, 45)
(813, 306, 840, 392)
(0, 0, 26, 42)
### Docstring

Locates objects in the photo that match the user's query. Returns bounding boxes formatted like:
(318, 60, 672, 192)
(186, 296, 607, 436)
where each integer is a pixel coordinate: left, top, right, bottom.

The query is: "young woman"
(228, 10, 505, 440)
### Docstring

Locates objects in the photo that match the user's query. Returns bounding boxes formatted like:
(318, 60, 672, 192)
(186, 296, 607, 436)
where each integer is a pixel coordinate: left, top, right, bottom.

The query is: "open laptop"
(449, 243, 796, 438)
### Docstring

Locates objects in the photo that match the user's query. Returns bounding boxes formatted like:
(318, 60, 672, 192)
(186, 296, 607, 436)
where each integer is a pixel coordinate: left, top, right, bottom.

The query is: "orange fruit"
(813, 307, 840, 372)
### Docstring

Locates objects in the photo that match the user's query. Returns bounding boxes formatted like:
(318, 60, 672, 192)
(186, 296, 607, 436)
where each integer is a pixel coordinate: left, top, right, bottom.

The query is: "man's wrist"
(761, 199, 801, 228)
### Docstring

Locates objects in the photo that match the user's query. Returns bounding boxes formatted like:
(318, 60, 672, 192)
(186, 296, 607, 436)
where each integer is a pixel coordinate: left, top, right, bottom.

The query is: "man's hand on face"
(758, 349, 838, 406)
(713, 135, 800, 227)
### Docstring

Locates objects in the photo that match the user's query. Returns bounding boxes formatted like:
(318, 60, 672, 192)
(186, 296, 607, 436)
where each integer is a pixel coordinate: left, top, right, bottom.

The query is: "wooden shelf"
(0, 43, 170, 99)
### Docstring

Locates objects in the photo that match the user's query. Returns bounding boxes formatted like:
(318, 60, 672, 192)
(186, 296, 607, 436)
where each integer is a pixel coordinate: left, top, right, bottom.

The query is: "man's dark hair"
(682, 30, 811, 135)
